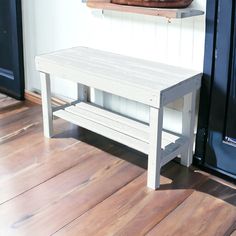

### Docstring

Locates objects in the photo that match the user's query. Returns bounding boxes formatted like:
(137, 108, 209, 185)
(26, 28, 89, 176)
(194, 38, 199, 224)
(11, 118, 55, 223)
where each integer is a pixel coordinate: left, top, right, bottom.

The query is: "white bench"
(35, 47, 202, 189)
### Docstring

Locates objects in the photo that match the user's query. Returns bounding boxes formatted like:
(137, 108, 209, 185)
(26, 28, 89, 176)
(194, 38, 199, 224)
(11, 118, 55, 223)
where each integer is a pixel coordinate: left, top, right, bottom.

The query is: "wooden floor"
(0, 95, 235, 236)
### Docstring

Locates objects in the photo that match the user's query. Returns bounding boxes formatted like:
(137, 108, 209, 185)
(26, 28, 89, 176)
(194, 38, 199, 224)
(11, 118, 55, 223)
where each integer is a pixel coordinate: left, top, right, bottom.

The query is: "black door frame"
(0, 0, 24, 99)
(194, 0, 218, 164)
(194, 0, 236, 180)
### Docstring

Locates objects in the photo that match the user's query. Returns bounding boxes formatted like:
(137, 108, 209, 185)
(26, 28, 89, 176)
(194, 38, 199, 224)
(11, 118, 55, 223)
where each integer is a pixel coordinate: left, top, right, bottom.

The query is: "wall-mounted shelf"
(87, 1, 204, 19)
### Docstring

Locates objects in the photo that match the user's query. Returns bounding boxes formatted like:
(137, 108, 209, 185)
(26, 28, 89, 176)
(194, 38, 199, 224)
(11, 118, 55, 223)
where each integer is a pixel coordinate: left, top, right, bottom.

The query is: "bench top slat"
(35, 47, 202, 107)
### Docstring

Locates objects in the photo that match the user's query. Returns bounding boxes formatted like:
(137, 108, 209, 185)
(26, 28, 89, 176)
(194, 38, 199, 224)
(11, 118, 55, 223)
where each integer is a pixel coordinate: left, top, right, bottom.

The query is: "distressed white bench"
(35, 47, 202, 189)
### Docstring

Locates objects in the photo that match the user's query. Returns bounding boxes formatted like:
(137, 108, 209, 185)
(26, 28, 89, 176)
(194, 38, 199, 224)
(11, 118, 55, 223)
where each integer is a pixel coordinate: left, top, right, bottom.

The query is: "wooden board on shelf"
(86, 0, 204, 19)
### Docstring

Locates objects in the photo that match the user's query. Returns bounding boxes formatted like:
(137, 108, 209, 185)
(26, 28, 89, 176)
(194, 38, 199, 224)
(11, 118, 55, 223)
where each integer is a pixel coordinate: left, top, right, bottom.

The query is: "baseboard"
(24, 91, 41, 104)
(24, 90, 67, 106)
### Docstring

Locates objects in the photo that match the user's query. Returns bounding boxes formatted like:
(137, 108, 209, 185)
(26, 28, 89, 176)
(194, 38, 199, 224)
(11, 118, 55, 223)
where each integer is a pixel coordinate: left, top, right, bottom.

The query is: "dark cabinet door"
(225, 55, 236, 145)
(195, 0, 236, 179)
(0, 0, 24, 99)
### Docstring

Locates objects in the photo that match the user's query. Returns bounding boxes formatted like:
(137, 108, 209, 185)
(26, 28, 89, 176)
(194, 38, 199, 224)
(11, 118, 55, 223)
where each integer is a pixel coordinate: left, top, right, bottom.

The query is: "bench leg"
(77, 84, 89, 102)
(181, 90, 197, 167)
(40, 72, 53, 138)
(147, 107, 163, 189)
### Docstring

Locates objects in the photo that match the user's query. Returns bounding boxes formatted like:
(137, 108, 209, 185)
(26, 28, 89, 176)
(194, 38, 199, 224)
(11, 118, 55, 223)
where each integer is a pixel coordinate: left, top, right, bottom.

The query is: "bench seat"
(36, 47, 201, 108)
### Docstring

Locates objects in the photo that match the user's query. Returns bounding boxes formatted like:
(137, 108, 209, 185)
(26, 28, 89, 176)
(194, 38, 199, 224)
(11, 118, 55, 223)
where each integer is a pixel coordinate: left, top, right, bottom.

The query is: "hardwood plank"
(0, 116, 80, 158)
(54, 164, 207, 236)
(0, 137, 78, 181)
(0, 117, 129, 182)
(0, 120, 42, 158)
(0, 96, 21, 110)
(0, 124, 89, 179)
(0, 105, 28, 119)
(0, 122, 41, 144)
(196, 176, 236, 206)
(160, 165, 209, 190)
(146, 191, 236, 236)
(0, 141, 96, 204)
(0, 120, 41, 157)
(0, 127, 138, 204)
(2, 153, 144, 235)
(0, 105, 41, 138)
(0, 102, 117, 179)
(1, 100, 235, 236)
(55, 174, 192, 236)
(0, 147, 127, 234)
(0, 100, 35, 120)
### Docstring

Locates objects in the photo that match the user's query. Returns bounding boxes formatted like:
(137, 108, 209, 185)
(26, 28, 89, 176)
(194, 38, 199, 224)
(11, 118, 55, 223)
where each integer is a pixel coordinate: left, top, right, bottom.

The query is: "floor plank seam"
(0, 122, 40, 143)
(0, 163, 40, 184)
(50, 171, 145, 236)
(143, 171, 211, 236)
(144, 189, 196, 236)
(1, 99, 235, 236)
(0, 151, 96, 206)
(0, 101, 22, 112)
(0, 139, 44, 161)
(1, 141, 84, 181)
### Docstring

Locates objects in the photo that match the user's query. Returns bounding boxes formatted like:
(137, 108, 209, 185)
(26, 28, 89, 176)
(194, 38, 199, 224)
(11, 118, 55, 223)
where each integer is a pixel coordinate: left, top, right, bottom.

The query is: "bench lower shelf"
(53, 101, 188, 167)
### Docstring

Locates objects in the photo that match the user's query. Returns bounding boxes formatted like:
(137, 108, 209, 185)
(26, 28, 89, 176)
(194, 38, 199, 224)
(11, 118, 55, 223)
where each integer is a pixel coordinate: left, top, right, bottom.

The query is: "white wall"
(22, 0, 206, 131)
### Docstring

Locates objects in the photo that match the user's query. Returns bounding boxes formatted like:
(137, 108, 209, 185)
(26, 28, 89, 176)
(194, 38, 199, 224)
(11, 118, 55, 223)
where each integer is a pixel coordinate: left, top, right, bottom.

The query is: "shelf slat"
(54, 102, 188, 166)
(54, 107, 149, 154)
(161, 131, 188, 167)
(87, 1, 204, 19)
(68, 103, 149, 142)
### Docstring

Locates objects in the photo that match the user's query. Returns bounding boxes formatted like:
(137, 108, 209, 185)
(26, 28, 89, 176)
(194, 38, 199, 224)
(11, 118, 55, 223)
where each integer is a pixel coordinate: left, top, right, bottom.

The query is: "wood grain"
(0, 141, 96, 204)
(196, 177, 236, 207)
(25, 90, 67, 106)
(87, 0, 204, 19)
(0, 100, 35, 119)
(0, 96, 21, 110)
(0, 99, 235, 236)
(54, 174, 190, 236)
(0, 147, 142, 233)
(0, 105, 42, 140)
(0, 136, 78, 181)
(111, 0, 193, 8)
(147, 191, 236, 236)
(54, 165, 207, 236)
(35, 46, 202, 108)
(2, 156, 143, 235)
(0, 113, 81, 158)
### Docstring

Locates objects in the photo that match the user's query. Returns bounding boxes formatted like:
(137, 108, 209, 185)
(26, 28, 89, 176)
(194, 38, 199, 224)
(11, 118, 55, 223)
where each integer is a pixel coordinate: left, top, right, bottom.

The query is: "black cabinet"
(0, 0, 24, 99)
(195, 0, 236, 179)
